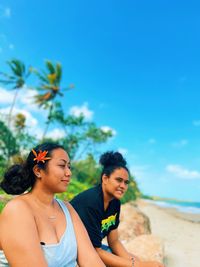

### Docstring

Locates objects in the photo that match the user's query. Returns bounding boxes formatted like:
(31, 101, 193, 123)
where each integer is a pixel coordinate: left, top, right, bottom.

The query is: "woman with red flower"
(0, 142, 105, 267)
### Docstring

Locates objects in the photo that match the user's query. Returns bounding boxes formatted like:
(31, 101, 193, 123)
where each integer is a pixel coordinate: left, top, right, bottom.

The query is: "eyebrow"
(116, 177, 130, 183)
(58, 159, 70, 164)
(116, 176, 129, 180)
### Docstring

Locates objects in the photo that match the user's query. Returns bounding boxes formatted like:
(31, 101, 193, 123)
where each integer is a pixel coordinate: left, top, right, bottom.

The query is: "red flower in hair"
(32, 149, 51, 163)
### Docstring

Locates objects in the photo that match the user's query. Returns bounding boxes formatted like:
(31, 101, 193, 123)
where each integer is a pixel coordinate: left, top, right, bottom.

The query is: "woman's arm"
(66, 202, 105, 267)
(96, 247, 165, 267)
(95, 247, 133, 267)
(95, 229, 165, 267)
(107, 228, 132, 259)
(0, 199, 48, 267)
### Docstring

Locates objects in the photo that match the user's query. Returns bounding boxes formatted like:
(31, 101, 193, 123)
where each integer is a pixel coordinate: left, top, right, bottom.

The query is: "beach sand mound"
(118, 202, 164, 263)
(118, 202, 151, 241)
(137, 199, 200, 267)
(125, 234, 164, 263)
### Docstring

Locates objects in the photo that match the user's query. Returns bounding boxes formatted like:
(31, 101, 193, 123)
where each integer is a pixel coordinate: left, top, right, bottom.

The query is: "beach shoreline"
(142, 199, 200, 224)
(136, 199, 200, 267)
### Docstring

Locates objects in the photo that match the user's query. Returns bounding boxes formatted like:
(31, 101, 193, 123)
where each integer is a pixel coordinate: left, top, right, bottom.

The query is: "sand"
(137, 199, 200, 267)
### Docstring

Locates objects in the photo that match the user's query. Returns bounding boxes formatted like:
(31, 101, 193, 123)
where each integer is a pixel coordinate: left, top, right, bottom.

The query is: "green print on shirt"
(101, 213, 117, 232)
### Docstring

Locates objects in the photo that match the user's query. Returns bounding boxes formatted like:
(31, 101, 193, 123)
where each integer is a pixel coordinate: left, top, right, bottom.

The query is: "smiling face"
(36, 148, 72, 194)
(102, 167, 129, 201)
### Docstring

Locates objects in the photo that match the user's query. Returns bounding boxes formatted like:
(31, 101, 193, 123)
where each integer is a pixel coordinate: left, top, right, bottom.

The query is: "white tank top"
(0, 199, 77, 267)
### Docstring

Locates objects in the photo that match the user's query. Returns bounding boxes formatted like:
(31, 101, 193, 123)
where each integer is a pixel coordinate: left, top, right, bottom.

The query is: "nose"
(65, 167, 72, 177)
(119, 181, 126, 188)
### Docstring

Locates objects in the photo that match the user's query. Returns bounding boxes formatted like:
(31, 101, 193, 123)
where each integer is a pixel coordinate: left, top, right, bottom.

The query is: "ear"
(33, 165, 42, 178)
(102, 174, 109, 184)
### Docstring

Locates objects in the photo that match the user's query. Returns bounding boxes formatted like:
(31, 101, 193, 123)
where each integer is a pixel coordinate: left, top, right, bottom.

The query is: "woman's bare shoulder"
(1, 195, 32, 220)
(64, 201, 77, 216)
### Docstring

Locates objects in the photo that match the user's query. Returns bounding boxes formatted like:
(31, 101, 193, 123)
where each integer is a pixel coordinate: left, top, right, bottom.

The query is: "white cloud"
(0, 107, 38, 128)
(0, 87, 13, 104)
(69, 102, 93, 120)
(30, 127, 43, 140)
(101, 126, 117, 136)
(18, 88, 41, 112)
(166, 164, 200, 179)
(172, 139, 188, 148)
(46, 128, 65, 140)
(0, 87, 44, 113)
(20, 89, 36, 105)
(0, 104, 44, 140)
(193, 120, 200, 127)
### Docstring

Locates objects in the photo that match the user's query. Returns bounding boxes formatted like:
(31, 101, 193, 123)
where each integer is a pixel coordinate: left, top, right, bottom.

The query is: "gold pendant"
(48, 215, 56, 219)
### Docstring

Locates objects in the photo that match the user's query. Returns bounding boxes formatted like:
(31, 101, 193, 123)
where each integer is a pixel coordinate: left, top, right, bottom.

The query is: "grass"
(0, 201, 6, 213)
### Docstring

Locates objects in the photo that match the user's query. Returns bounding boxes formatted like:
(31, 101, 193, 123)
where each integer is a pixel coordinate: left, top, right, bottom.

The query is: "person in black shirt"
(71, 184, 120, 248)
(71, 151, 164, 267)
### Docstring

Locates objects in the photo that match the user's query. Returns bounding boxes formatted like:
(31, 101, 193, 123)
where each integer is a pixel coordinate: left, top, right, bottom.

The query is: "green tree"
(33, 60, 74, 140)
(13, 113, 36, 152)
(72, 154, 101, 185)
(0, 59, 31, 128)
(121, 177, 141, 203)
(0, 119, 19, 168)
(52, 113, 114, 161)
(79, 123, 113, 159)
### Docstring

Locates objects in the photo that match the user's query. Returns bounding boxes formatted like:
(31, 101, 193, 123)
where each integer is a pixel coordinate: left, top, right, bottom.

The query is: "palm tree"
(33, 60, 74, 140)
(0, 59, 31, 128)
(14, 113, 26, 132)
(0, 119, 19, 164)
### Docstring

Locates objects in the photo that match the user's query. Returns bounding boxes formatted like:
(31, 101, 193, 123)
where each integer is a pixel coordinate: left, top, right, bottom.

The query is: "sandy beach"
(137, 200, 200, 267)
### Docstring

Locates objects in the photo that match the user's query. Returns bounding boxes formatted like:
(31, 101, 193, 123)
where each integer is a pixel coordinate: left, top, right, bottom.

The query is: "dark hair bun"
(0, 164, 30, 194)
(99, 151, 127, 168)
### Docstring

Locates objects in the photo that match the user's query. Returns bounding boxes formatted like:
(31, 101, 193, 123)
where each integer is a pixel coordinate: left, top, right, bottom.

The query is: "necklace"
(47, 201, 56, 220)
(31, 194, 57, 220)
(48, 215, 56, 220)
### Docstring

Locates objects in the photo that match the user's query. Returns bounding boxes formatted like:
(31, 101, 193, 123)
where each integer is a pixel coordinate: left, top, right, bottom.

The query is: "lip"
(61, 180, 70, 184)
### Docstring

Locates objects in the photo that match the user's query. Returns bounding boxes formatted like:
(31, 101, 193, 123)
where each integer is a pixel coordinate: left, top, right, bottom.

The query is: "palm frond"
(12, 59, 25, 75)
(45, 60, 55, 74)
(0, 79, 16, 85)
(47, 73, 57, 84)
(56, 63, 62, 83)
(25, 66, 32, 78)
(7, 59, 25, 77)
(34, 92, 53, 103)
(34, 70, 49, 84)
(41, 84, 58, 91)
(0, 72, 16, 80)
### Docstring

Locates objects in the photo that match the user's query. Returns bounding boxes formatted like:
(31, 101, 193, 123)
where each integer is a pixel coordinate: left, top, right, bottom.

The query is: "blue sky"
(1, 0, 200, 201)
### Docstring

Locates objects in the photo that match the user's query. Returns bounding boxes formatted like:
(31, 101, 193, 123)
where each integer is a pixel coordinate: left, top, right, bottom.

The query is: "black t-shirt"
(70, 184, 120, 248)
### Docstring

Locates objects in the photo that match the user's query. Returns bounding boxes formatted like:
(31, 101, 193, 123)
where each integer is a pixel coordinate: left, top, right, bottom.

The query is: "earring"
(36, 173, 41, 177)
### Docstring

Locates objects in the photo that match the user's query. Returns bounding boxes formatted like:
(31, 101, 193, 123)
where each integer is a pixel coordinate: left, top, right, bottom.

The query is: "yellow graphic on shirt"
(101, 213, 117, 232)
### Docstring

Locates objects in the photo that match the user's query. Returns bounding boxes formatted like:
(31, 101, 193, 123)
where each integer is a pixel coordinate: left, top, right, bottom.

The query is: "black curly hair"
(0, 142, 64, 195)
(99, 151, 129, 182)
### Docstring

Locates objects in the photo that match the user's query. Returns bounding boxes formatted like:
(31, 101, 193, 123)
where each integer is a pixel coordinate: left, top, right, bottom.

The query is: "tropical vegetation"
(0, 58, 141, 212)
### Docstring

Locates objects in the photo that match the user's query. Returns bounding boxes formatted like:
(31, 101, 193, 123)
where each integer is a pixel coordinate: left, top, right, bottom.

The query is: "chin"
(114, 193, 124, 200)
(57, 187, 68, 193)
